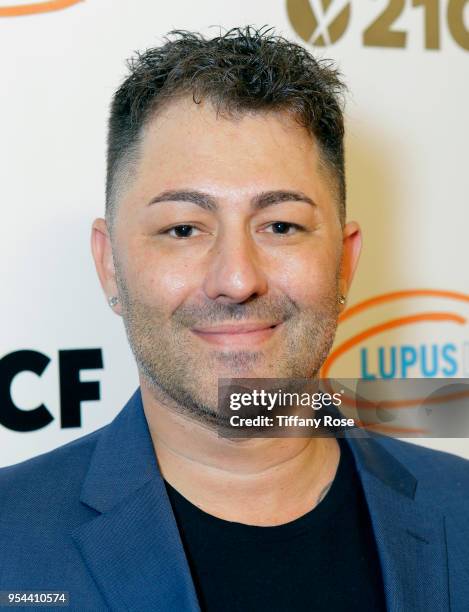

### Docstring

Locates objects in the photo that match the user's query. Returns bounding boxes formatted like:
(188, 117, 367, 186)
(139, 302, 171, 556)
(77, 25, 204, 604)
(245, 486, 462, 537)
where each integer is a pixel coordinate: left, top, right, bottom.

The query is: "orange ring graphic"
(338, 288, 469, 324)
(337, 386, 469, 410)
(354, 421, 428, 435)
(0, 0, 82, 17)
(322, 290, 469, 434)
(322, 311, 466, 378)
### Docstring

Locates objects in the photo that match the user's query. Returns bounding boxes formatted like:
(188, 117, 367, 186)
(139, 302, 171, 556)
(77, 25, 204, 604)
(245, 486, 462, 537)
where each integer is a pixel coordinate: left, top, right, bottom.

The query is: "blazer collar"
(346, 429, 450, 612)
(72, 388, 452, 612)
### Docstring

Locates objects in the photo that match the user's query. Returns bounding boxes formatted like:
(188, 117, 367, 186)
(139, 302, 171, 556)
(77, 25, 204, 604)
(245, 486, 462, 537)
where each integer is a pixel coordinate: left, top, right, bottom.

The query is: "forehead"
(121, 96, 335, 210)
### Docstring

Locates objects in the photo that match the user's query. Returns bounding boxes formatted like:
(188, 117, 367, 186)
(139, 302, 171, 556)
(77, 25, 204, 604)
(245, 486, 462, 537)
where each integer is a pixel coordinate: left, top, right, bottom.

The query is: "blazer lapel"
(346, 433, 450, 612)
(71, 389, 200, 612)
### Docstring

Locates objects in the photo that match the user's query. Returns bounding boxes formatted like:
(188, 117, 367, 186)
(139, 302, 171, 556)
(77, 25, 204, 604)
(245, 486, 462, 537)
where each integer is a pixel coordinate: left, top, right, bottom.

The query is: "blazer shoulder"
(0, 424, 105, 477)
(0, 425, 106, 523)
(374, 435, 469, 500)
(376, 435, 469, 468)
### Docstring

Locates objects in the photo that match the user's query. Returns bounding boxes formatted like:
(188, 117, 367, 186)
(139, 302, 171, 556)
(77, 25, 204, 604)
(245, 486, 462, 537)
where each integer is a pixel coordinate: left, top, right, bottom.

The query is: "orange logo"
(322, 289, 469, 377)
(0, 0, 82, 17)
(321, 289, 469, 435)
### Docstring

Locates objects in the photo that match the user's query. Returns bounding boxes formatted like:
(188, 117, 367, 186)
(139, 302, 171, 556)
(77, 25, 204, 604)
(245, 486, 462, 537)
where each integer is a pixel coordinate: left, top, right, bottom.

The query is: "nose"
(202, 229, 268, 303)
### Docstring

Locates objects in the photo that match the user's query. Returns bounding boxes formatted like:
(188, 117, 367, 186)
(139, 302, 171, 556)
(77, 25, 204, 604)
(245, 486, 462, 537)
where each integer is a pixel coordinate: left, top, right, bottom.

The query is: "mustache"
(172, 295, 300, 328)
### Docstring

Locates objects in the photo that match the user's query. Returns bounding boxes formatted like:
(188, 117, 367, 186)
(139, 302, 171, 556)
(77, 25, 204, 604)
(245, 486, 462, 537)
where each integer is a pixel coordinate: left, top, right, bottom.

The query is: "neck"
(140, 380, 341, 527)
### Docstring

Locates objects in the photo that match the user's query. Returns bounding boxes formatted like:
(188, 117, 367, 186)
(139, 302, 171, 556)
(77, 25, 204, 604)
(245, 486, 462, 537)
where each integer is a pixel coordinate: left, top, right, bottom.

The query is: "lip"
(193, 322, 279, 334)
(191, 321, 282, 347)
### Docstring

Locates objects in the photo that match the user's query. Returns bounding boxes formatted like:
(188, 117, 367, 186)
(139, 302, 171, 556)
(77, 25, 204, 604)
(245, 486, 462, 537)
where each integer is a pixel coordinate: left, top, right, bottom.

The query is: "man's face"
(93, 97, 361, 421)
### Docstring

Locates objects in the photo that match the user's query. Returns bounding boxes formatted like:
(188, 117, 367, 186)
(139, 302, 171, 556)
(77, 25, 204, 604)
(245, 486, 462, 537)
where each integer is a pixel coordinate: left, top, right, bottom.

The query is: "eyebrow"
(146, 189, 317, 212)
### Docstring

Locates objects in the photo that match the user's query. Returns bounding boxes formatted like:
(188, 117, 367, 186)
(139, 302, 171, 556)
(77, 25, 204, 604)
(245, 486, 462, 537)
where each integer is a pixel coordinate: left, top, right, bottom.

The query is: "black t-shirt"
(164, 437, 387, 612)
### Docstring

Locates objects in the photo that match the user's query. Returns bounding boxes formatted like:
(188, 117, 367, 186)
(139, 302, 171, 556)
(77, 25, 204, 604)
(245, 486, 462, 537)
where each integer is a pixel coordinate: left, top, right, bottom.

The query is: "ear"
(91, 218, 122, 316)
(338, 221, 362, 308)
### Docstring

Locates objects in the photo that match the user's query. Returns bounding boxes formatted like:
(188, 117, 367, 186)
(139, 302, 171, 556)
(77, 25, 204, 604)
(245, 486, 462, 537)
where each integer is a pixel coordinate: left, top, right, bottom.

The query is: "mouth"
(191, 321, 283, 348)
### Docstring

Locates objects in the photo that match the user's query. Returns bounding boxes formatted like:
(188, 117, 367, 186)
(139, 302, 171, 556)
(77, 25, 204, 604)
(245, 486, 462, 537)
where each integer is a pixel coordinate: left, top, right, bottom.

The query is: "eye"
(165, 224, 201, 238)
(264, 222, 304, 235)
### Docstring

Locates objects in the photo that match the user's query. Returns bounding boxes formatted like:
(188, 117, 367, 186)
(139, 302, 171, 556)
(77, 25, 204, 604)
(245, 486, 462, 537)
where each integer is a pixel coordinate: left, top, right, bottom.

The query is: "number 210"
(363, 0, 469, 50)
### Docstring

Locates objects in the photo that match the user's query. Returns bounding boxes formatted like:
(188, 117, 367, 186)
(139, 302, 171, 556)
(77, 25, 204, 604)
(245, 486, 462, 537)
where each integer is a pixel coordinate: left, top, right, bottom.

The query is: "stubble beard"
(114, 261, 341, 430)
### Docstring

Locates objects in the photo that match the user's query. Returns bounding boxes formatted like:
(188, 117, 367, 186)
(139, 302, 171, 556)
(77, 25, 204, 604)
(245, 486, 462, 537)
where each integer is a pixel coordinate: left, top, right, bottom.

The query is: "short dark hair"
(106, 26, 347, 229)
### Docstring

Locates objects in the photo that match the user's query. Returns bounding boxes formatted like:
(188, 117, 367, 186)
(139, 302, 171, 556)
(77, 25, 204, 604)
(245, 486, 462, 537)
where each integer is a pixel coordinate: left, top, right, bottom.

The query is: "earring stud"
(108, 296, 118, 307)
(338, 295, 346, 305)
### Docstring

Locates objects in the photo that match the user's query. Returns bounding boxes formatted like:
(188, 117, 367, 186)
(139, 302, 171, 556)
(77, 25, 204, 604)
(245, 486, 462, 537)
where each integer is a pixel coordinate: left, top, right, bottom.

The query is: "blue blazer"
(0, 388, 468, 611)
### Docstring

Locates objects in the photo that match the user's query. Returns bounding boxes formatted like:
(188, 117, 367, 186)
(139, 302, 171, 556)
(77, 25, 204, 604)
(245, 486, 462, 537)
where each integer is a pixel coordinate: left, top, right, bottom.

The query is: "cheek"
(126, 246, 197, 310)
(270, 245, 339, 303)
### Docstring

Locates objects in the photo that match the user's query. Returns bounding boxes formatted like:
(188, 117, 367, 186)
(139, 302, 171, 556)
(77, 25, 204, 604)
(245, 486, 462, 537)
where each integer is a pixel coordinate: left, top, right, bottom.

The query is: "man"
(0, 27, 467, 612)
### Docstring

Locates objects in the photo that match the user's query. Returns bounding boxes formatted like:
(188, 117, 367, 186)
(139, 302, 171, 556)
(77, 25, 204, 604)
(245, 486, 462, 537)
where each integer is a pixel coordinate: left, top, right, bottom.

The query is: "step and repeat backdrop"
(1, 0, 468, 466)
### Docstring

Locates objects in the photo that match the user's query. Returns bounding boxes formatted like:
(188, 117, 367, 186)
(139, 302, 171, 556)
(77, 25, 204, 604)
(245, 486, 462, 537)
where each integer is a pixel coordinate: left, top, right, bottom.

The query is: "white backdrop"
(1, 0, 468, 466)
